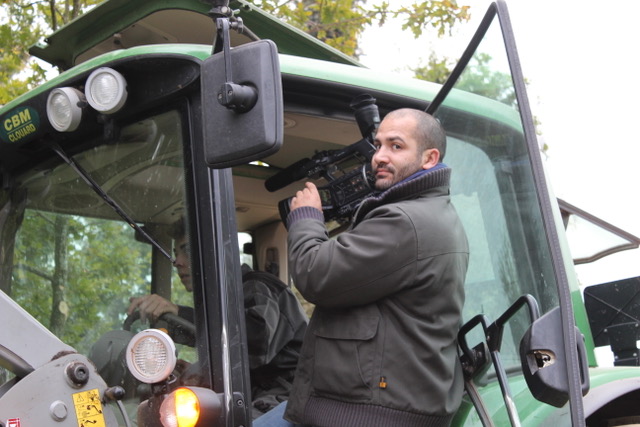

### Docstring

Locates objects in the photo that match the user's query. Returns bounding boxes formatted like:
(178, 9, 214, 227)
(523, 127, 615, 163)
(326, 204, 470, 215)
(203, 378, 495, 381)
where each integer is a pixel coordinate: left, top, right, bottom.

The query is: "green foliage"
(12, 211, 151, 354)
(414, 52, 516, 108)
(0, 1, 47, 103)
(254, 0, 469, 57)
(457, 52, 516, 107)
(411, 52, 455, 85)
(0, 0, 101, 103)
(396, 1, 470, 38)
(413, 50, 545, 149)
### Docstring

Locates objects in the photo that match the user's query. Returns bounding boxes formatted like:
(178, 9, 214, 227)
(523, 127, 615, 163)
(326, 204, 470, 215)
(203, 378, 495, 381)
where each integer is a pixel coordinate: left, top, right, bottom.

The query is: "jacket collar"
(353, 163, 451, 224)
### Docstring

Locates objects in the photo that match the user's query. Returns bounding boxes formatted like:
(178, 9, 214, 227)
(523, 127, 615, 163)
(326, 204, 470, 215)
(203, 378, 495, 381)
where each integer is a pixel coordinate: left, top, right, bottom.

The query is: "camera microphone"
(265, 157, 311, 192)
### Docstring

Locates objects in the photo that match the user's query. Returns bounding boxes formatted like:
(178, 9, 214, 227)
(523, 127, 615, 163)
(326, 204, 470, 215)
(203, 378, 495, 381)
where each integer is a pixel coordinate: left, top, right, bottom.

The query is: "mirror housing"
(520, 307, 590, 407)
(201, 39, 283, 168)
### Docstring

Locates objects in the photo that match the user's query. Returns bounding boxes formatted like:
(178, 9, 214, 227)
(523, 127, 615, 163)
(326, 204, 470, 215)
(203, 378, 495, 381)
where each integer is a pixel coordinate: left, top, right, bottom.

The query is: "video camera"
(265, 94, 380, 225)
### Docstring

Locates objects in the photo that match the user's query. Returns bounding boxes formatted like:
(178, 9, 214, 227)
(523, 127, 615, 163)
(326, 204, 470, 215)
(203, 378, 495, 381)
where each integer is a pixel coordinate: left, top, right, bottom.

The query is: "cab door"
(424, 2, 588, 425)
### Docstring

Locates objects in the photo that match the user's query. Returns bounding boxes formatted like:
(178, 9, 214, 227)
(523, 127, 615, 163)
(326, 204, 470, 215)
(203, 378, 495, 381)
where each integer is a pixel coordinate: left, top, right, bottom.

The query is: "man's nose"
(372, 147, 388, 166)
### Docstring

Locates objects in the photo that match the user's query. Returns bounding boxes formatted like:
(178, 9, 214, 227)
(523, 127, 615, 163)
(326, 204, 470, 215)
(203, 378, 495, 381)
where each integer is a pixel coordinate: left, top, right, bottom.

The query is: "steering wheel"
(123, 311, 196, 345)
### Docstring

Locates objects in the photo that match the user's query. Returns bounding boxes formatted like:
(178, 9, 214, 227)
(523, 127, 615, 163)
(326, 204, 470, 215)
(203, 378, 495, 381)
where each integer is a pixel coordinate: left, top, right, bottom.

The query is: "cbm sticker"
(0, 107, 40, 144)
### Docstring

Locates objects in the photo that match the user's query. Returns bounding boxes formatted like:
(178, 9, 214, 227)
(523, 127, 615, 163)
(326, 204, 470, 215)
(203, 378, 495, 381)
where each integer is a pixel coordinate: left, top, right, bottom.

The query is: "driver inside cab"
(96, 218, 309, 418)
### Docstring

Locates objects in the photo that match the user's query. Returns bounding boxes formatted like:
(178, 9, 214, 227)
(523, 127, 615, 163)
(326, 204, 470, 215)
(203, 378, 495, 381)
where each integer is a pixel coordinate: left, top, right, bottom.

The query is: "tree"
(0, 2, 46, 103)
(414, 52, 517, 107)
(12, 211, 152, 352)
(0, 0, 102, 104)
(413, 51, 545, 148)
(411, 52, 454, 85)
(255, 0, 470, 58)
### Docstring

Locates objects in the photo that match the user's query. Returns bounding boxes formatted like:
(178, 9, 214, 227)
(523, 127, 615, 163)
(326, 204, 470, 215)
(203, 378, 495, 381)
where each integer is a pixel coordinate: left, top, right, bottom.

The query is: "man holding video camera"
(258, 108, 469, 427)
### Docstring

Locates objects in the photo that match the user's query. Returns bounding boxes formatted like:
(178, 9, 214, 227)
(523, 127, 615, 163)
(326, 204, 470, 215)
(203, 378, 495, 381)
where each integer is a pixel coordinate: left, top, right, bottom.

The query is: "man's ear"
(422, 148, 440, 169)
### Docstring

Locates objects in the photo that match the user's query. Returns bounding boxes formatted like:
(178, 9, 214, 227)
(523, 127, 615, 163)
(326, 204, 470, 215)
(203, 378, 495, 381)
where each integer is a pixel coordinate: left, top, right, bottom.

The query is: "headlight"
(46, 87, 85, 132)
(85, 67, 128, 114)
(125, 329, 177, 384)
(160, 387, 222, 427)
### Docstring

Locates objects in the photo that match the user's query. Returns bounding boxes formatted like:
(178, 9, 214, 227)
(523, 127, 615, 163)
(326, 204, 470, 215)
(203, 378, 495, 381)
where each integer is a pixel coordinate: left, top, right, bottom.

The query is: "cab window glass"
(0, 109, 203, 418)
(437, 15, 559, 376)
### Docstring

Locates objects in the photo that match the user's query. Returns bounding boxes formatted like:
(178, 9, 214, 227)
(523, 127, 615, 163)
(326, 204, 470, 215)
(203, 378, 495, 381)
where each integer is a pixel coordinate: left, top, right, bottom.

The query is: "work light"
(46, 87, 84, 132)
(125, 329, 177, 384)
(85, 67, 128, 114)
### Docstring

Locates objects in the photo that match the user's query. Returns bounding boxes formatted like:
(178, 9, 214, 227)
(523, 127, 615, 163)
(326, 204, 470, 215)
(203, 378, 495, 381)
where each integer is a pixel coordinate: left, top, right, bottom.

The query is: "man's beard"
(374, 157, 423, 191)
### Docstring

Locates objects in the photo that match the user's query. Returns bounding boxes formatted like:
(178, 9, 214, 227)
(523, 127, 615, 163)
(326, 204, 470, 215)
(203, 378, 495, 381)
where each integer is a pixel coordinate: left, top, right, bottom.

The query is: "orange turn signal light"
(160, 387, 222, 427)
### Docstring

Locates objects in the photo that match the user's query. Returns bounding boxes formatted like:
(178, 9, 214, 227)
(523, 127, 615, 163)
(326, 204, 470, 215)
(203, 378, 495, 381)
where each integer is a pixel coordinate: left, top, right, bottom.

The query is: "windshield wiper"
(51, 143, 175, 263)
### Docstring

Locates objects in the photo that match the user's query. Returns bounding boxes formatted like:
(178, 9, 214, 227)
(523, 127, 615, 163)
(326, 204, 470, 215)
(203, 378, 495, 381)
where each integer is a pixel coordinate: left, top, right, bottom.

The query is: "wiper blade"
(51, 143, 175, 263)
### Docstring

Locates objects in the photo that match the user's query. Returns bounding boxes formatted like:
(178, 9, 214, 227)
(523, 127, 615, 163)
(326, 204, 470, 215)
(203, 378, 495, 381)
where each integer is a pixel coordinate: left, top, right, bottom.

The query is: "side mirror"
(201, 39, 283, 168)
(520, 307, 590, 407)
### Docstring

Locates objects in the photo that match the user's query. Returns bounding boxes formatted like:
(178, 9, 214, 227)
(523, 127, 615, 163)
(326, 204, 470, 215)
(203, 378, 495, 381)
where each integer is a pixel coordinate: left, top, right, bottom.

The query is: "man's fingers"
(127, 296, 142, 315)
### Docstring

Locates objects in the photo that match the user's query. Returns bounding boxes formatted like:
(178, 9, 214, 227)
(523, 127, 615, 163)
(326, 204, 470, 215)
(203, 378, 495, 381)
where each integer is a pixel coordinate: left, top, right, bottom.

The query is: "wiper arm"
(51, 143, 175, 263)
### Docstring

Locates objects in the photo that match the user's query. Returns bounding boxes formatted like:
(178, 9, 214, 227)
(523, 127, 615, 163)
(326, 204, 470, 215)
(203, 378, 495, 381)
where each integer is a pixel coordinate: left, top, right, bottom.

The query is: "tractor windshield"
(0, 109, 207, 422)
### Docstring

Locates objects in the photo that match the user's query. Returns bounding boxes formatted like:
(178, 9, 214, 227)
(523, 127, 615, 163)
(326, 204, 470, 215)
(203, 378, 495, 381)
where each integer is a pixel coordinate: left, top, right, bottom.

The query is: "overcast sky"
(359, 0, 640, 288)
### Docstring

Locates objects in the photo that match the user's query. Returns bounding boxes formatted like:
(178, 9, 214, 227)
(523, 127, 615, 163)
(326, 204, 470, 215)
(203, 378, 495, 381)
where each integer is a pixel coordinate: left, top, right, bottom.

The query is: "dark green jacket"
(285, 166, 469, 427)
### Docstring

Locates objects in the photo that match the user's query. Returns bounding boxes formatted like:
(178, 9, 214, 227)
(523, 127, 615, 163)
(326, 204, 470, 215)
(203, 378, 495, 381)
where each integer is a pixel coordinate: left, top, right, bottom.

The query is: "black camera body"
(277, 153, 376, 225)
(265, 94, 380, 225)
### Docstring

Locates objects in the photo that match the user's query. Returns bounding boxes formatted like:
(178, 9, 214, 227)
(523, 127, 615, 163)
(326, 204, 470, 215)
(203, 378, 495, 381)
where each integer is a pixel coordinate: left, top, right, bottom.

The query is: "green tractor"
(1, 1, 639, 425)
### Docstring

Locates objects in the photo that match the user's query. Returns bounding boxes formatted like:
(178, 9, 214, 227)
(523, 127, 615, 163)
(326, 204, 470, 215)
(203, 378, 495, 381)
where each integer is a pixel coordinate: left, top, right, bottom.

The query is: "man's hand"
(127, 294, 179, 323)
(290, 182, 323, 212)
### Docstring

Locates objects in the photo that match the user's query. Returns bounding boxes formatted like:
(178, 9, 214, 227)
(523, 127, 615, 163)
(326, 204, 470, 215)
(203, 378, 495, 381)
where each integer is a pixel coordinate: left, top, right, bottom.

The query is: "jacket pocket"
(311, 307, 380, 401)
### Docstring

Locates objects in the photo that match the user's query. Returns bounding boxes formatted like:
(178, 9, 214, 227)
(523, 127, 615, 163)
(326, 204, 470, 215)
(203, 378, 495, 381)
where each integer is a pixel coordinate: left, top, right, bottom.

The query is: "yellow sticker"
(72, 388, 106, 427)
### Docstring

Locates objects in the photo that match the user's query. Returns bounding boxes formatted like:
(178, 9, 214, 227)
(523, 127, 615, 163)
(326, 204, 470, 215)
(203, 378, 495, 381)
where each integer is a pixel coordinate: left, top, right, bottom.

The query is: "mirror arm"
(208, 10, 257, 113)
(207, 0, 235, 54)
(458, 295, 541, 426)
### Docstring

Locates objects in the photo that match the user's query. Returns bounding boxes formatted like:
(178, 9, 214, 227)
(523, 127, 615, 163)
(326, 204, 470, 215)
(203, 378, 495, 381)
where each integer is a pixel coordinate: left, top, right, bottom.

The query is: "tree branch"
(14, 263, 54, 283)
